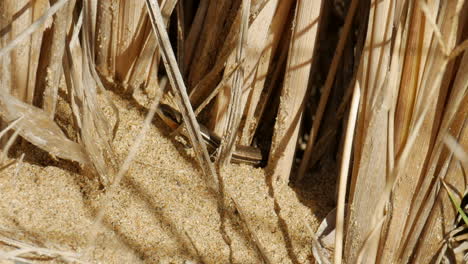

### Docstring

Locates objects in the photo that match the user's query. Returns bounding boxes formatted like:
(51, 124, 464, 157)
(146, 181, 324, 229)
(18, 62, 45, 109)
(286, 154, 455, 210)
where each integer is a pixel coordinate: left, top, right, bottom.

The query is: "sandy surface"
(0, 91, 335, 263)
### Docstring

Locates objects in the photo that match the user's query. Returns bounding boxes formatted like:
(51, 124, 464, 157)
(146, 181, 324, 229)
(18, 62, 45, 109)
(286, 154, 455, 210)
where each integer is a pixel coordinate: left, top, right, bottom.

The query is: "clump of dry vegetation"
(0, 0, 467, 263)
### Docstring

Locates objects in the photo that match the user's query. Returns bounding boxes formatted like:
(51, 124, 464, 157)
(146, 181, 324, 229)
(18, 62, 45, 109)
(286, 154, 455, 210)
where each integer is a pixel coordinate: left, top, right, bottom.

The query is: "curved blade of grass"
(441, 178, 468, 226)
(0, 93, 90, 165)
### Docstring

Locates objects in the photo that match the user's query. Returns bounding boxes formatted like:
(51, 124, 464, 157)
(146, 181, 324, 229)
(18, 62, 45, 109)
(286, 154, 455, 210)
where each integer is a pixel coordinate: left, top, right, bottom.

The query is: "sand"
(0, 91, 335, 263)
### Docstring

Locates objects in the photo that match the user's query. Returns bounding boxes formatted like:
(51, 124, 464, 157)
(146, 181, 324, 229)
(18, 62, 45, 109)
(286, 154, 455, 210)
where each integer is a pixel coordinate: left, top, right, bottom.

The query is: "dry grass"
(0, 0, 467, 263)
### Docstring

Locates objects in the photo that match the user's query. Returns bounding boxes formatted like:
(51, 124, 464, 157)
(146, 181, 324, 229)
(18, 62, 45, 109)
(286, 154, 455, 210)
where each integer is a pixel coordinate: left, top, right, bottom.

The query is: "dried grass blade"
(161, 0, 178, 22)
(343, 0, 395, 261)
(0, 160, 17, 174)
(0, 235, 83, 263)
(193, 62, 241, 116)
(212, 0, 282, 138)
(0, 117, 24, 141)
(82, 0, 120, 140)
(0, 249, 33, 263)
(0, 93, 89, 165)
(410, 125, 467, 263)
(188, 57, 239, 109)
(217, 0, 250, 166)
(114, 1, 147, 84)
(334, 81, 360, 264)
(172, 61, 242, 138)
(378, 2, 447, 262)
(399, 146, 454, 262)
(127, 25, 159, 92)
(368, 80, 437, 262)
(95, 0, 115, 78)
(85, 0, 98, 52)
(0, 128, 21, 165)
(402, 44, 468, 253)
(64, 16, 117, 184)
(355, 217, 386, 264)
(441, 177, 468, 226)
(145, 0, 219, 191)
(13, 153, 25, 177)
(247, 30, 290, 144)
(176, 1, 185, 74)
(125, 1, 176, 93)
(394, 1, 467, 261)
(449, 38, 468, 60)
(187, 1, 280, 111)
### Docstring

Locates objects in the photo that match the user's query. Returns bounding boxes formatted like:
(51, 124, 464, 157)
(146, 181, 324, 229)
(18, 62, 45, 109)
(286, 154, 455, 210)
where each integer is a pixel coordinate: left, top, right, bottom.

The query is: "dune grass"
(0, 0, 467, 263)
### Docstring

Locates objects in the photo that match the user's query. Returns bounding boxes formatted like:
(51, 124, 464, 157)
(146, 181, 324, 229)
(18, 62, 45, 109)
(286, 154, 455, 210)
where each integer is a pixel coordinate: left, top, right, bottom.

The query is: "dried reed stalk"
(211, 0, 282, 138)
(268, 0, 323, 184)
(296, 0, 360, 182)
(0, 0, 47, 102)
(127, 20, 157, 92)
(400, 8, 468, 263)
(186, 1, 274, 114)
(125, 0, 178, 94)
(343, 0, 467, 263)
(114, 1, 147, 85)
(187, 0, 238, 89)
(100, 0, 145, 84)
(386, 1, 465, 262)
(217, 0, 250, 166)
(34, 0, 76, 117)
(343, 0, 395, 261)
(412, 113, 467, 263)
(239, 0, 294, 145)
(183, 0, 209, 75)
(145, 0, 219, 191)
(1, 0, 467, 263)
(94, 0, 178, 93)
(0, 0, 106, 171)
(64, 25, 118, 184)
(0, 0, 72, 103)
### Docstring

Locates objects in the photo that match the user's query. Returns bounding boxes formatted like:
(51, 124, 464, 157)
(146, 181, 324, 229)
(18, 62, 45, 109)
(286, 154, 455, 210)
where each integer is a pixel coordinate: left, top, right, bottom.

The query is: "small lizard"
(157, 104, 263, 166)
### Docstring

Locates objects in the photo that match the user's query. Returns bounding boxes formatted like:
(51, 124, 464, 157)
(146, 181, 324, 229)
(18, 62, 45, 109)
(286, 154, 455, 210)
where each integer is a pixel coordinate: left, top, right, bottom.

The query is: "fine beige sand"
(0, 90, 335, 263)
